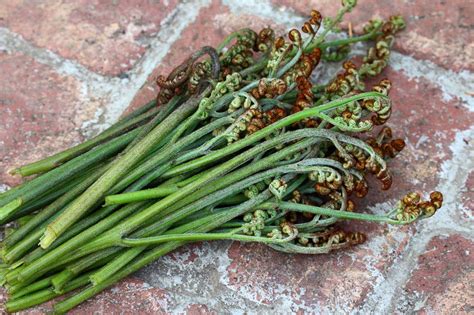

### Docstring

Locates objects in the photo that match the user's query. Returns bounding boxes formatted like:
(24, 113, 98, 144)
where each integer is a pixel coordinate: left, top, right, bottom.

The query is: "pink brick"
(403, 235, 474, 313)
(225, 225, 412, 311)
(461, 170, 474, 219)
(0, 0, 179, 76)
(186, 304, 218, 315)
(0, 52, 94, 186)
(69, 277, 169, 315)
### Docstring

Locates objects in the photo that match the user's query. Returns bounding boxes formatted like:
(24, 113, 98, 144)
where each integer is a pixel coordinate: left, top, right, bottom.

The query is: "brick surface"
(272, 0, 474, 72)
(185, 304, 218, 315)
(461, 171, 474, 218)
(0, 0, 473, 314)
(401, 235, 474, 313)
(70, 277, 169, 314)
(224, 229, 410, 312)
(0, 51, 95, 186)
(0, 0, 179, 76)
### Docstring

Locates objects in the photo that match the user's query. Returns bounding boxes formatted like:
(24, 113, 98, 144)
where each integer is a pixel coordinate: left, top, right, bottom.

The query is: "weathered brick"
(185, 303, 218, 315)
(401, 235, 474, 313)
(461, 170, 474, 219)
(0, 52, 98, 186)
(0, 0, 179, 76)
(224, 223, 413, 312)
(271, 0, 474, 72)
(69, 277, 169, 315)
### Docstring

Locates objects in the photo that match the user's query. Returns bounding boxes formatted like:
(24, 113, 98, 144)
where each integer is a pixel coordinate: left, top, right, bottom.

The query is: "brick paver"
(0, 0, 179, 76)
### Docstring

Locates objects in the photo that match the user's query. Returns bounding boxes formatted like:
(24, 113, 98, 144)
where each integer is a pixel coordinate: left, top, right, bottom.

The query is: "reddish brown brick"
(0, 52, 95, 186)
(225, 224, 413, 312)
(461, 171, 474, 219)
(186, 303, 218, 315)
(272, 0, 474, 72)
(403, 235, 474, 313)
(0, 0, 179, 76)
(69, 277, 169, 315)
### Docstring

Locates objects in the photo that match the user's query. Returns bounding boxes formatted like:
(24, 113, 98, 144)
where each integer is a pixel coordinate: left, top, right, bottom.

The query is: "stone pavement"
(0, 0, 472, 313)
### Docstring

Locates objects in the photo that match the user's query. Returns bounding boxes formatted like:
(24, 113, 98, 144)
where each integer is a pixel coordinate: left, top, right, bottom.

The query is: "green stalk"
(109, 115, 233, 196)
(218, 194, 248, 205)
(53, 245, 180, 314)
(8, 274, 56, 298)
(122, 96, 182, 152)
(68, 92, 385, 263)
(90, 182, 275, 290)
(121, 232, 294, 246)
(53, 190, 273, 314)
(162, 92, 386, 178)
(39, 92, 207, 249)
(6, 272, 92, 313)
(89, 247, 143, 285)
(2, 165, 109, 264)
(118, 99, 157, 120)
(104, 169, 205, 206)
(307, 4, 353, 49)
(168, 116, 194, 144)
(0, 199, 22, 222)
(105, 185, 178, 205)
(3, 169, 98, 223)
(7, 93, 386, 306)
(135, 143, 319, 237)
(3, 226, 49, 265)
(80, 132, 321, 254)
(85, 144, 315, 284)
(51, 247, 119, 292)
(3, 164, 107, 250)
(15, 202, 151, 286)
(172, 173, 305, 230)
(261, 202, 400, 224)
(52, 137, 312, 273)
(239, 56, 268, 77)
(317, 31, 382, 50)
(16, 164, 172, 269)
